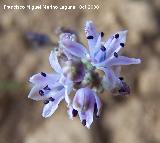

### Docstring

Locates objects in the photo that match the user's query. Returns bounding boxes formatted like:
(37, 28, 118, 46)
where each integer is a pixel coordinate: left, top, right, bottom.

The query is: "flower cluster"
(28, 21, 141, 128)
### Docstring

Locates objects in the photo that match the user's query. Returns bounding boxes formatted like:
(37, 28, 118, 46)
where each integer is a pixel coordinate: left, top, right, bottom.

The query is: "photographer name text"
(3, 4, 100, 11)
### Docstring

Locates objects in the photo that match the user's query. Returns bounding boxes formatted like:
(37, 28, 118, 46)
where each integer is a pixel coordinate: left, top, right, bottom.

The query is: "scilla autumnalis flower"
(28, 20, 141, 128)
(61, 21, 141, 95)
(28, 49, 73, 118)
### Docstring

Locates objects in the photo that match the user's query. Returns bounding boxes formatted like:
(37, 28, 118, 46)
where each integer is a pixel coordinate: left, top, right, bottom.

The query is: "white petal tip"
(28, 96, 40, 101)
(42, 112, 52, 118)
(28, 93, 33, 99)
(135, 59, 141, 64)
(28, 93, 32, 98)
(28, 95, 31, 99)
(138, 59, 141, 63)
(29, 78, 32, 83)
(86, 20, 93, 25)
(86, 125, 91, 129)
(42, 114, 49, 118)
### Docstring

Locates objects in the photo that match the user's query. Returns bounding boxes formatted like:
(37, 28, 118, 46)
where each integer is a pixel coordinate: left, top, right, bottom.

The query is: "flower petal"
(42, 89, 65, 118)
(73, 87, 91, 111)
(64, 84, 73, 106)
(28, 84, 47, 101)
(94, 94, 102, 116)
(59, 33, 79, 60)
(77, 96, 95, 129)
(78, 111, 94, 128)
(111, 66, 121, 77)
(72, 89, 85, 111)
(91, 34, 102, 58)
(95, 34, 102, 49)
(105, 30, 128, 57)
(59, 76, 73, 105)
(63, 48, 78, 60)
(59, 33, 76, 42)
(28, 81, 64, 101)
(62, 40, 88, 58)
(106, 56, 141, 66)
(104, 35, 114, 50)
(49, 51, 63, 73)
(85, 107, 94, 129)
(100, 67, 121, 90)
(73, 88, 96, 128)
(91, 60, 106, 68)
(85, 21, 99, 54)
(67, 106, 74, 119)
(93, 49, 106, 63)
(78, 112, 86, 123)
(29, 73, 60, 85)
(47, 84, 65, 97)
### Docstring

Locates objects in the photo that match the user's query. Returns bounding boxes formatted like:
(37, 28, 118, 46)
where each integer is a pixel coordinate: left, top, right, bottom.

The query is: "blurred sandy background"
(0, 0, 160, 143)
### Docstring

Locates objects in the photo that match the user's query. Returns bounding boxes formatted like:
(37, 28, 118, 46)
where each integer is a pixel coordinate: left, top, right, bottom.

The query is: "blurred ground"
(0, 0, 160, 143)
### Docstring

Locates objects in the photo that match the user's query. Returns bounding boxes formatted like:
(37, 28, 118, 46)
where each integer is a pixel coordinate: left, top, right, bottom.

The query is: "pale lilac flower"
(61, 21, 141, 94)
(28, 50, 73, 118)
(84, 21, 141, 66)
(60, 21, 141, 68)
(28, 72, 60, 101)
(68, 87, 101, 128)
(84, 21, 141, 93)
(28, 20, 141, 129)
